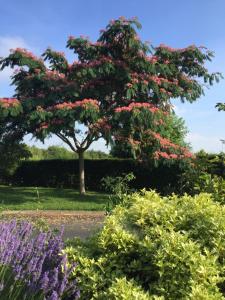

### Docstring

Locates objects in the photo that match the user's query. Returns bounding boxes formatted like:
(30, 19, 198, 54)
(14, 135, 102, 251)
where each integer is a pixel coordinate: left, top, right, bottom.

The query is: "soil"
(1, 210, 106, 240)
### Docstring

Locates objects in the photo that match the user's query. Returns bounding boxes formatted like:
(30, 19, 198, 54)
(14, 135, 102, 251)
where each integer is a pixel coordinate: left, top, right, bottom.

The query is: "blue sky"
(0, 0, 225, 153)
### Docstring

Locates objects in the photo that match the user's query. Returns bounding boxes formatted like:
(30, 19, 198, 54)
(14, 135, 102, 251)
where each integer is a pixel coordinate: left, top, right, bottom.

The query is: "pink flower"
(0, 98, 20, 108)
(50, 99, 99, 111)
(115, 102, 160, 114)
(126, 83, 133, 88)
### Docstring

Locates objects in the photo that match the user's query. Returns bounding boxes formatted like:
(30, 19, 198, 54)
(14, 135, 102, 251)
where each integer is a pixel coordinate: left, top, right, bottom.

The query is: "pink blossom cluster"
(180, 151, 195, 159)
(34, 69, 41, 74)
(12, 48, 44, 65)
(150, 76, 162, 85)
(146, 56, 158, 64)
(157, 44, 197, 53)
(92, 117, 111, 132)
(130, 73, 179, 88)
(138, 50, 145, 58)
(149, 76, 179, 86)
(38, 122, 48, 130)
(154, 119, 164, 126)
(37, 119, 64, 132)
(154, 150, 194, 160)
(180, 74, 193, 84)
(117, 16, 138, 26)
(54, 50, 65, 57)
(126, 83, 133, 88)
(151, 131, 180, 150)
(45, 70, 66, 80)
(0, 98, 20, 108)
(159, 88, 172, 96)
(115, 102, 160, 113)
(151, 131, 194, 159)
(26, 70, 66, 82)
(154, 151, 178, 159)
(51, 99, 99, 111)
(90, 41, 104, 47)
(71, 56, 126, 69)
(68, 35, 75, 40)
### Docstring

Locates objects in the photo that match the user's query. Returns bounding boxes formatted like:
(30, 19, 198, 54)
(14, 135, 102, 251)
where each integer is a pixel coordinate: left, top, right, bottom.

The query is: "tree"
(0, 124, 31, 178)
(110, 113, 189, 158)
(27, 145, 110, 160)
(0, 17, 220, 194)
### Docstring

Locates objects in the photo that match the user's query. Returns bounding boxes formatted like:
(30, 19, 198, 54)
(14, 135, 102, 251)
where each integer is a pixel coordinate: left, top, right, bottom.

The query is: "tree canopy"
(0, 17, 220, 192)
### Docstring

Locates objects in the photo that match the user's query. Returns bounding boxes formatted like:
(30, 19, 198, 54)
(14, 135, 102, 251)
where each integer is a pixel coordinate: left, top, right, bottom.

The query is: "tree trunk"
(78, 151, 85, 195)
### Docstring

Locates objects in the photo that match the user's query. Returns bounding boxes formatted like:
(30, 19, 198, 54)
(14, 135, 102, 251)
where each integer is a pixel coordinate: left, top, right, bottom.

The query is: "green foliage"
(27, 145, 110, 160)
(10, 159, 187, 193)
(101, 172, 135, 214)
(193, 173, 225, 203)
(106, 278, 154, 300)
(216, 102, 225, 111)
(0, 123, 31, 180)
(65, 191, 225, 299)
(111, 112, 189, 159)
(178, 151, 225, 198)
(0, 17, 220, 164)
(195, 150, 225, 177)
(0, 142, 31, 177)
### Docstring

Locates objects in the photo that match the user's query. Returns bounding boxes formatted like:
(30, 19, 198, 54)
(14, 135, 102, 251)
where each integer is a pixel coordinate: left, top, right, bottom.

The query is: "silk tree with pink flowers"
(0, 17, 221, 194)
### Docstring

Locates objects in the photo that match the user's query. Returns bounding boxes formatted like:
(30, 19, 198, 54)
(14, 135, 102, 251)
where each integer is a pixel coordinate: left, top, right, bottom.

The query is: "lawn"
(0, 185, 108, 211)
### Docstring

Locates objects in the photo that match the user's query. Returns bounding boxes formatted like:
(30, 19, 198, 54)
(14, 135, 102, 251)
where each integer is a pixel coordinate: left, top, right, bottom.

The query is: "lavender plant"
(0, 220, 79, 300)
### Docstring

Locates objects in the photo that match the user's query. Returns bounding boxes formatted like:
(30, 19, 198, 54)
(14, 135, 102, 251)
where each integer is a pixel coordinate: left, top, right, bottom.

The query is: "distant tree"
(0, 124, 31, 177)
(28, 145, 110, 160)
(84, 150, 110, 159)
(0, 17, 220, 194)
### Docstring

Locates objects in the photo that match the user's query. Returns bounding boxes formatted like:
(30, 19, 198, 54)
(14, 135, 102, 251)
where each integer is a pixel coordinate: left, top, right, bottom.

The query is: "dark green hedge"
(196, 152, 225, 177)
(6, 154, 225, 193)
(10, 159, 185, 193)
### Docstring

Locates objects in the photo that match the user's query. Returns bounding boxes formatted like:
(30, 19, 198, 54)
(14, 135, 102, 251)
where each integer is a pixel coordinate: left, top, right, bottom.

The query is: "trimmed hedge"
(196, 152, 225, 177)
(10, 159, 185, 193)
(5, 154, 225, 193)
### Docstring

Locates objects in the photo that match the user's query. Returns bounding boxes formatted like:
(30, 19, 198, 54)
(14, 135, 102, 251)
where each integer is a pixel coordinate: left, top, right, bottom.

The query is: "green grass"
(0, 185, 108, 211)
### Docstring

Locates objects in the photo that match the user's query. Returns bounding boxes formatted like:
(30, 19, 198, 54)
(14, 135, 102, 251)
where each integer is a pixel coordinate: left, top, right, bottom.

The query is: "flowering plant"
(0, 17, 220, 193)
(0, 220, 79, 300)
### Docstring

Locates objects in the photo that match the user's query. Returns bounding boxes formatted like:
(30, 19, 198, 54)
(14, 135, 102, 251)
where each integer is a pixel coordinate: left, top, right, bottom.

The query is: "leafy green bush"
(65, 191, 225, 299)
(101, 172, 135, 214)
(193, 173, 225, 204)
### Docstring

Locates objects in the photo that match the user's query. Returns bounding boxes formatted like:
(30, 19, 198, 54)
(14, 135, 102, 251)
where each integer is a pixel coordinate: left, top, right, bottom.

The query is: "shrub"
(65, 191, 225, 299)
(101, 172, 135, 214)
(0, 220, 79, 300)
(193, 173, 225, 204)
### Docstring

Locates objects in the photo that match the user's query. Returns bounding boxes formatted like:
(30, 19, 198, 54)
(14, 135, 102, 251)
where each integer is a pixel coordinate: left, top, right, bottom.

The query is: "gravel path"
(1, 210, 106, 240)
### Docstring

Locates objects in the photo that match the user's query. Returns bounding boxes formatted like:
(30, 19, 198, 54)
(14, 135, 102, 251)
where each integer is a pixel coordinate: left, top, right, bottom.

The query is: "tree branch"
(55, 133, 77, 152)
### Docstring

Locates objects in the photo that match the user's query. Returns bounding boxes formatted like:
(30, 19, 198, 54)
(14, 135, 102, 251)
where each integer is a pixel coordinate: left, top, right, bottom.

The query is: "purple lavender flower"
(48, 290, 59, 300)
(0, 220, 79, 299)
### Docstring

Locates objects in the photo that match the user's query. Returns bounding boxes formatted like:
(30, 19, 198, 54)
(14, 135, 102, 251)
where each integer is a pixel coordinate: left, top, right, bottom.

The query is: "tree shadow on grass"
(0, 185, 108, 206)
